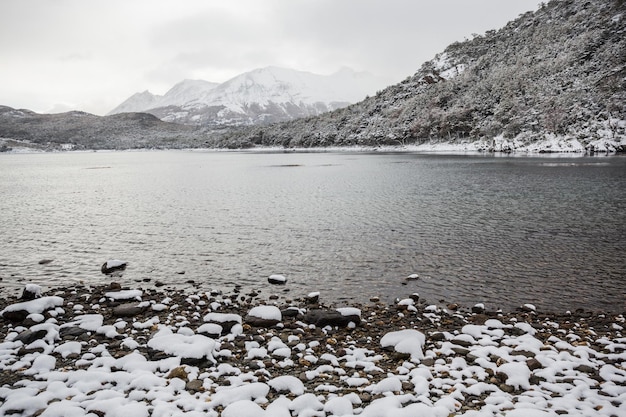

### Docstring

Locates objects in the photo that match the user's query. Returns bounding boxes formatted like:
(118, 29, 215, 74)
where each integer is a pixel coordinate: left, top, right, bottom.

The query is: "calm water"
(1, 150, 624, 312)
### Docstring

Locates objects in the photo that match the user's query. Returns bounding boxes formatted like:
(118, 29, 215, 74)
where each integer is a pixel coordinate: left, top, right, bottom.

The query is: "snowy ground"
(1, 284, 625, 417)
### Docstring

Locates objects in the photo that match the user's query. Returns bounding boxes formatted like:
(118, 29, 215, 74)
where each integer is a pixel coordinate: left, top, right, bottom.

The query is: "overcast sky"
(0, 0, 543, 116)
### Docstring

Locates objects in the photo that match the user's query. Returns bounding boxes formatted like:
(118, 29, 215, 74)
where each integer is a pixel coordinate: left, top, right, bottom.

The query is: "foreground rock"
(0, 283, 624, 417)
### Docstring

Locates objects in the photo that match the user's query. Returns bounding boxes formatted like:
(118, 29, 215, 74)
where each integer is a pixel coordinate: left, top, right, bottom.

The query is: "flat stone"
(112, 303, 147, 317)
(303, 309, 360, 327)
(15, 329, 48, 344)
(245, 316, 281, 327)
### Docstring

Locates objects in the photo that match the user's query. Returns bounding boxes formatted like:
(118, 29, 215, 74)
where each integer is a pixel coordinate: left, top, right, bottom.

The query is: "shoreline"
(1, 282, 624, 416)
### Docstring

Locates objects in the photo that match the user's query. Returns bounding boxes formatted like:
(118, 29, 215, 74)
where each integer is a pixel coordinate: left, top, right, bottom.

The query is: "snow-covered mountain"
(108, 79, 220, 115)
(108, 67, 388, 127)
(219, 0, 625, 152)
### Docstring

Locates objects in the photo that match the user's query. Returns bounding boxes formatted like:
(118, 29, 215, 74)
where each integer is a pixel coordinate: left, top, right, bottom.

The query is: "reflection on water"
(0, 151, 624, 312)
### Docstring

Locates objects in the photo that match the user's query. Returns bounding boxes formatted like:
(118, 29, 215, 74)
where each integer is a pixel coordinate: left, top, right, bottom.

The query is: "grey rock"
(15, 329, 48, 344)
(112, 303, 147, 317)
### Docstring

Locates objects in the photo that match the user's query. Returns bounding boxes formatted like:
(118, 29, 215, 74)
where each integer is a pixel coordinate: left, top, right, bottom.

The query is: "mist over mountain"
(108, 67, 388, 128)
(217, 0, 625, 152)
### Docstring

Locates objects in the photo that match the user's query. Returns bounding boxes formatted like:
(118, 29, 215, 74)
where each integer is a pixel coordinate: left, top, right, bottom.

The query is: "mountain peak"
(108, 67, 389, 127)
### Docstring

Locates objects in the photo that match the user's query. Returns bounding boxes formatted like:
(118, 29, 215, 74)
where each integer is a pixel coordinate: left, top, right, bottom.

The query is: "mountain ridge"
(108, 66, 388, 128)
(216, 0, 625, 152)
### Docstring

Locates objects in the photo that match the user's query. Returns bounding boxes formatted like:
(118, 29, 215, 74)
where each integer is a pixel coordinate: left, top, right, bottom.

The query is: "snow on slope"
(107, 90, 160, 115)
(107, 80, 219, 115)
(108, 67, 388, 126)
(190, 66, 381, 112)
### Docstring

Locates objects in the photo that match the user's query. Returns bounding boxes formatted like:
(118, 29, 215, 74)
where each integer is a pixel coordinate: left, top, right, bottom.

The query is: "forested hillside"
(0, 106, 206, 150)
(216, 0, 625, 152)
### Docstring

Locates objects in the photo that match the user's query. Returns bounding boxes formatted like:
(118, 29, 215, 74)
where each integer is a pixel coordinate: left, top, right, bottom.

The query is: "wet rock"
(268, 274, 287, 285)
(38, 259, 54, 265)
(101, 260, 127, 275)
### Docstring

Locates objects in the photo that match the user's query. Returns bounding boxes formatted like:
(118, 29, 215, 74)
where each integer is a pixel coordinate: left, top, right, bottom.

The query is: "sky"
(0, 0, 543, 116)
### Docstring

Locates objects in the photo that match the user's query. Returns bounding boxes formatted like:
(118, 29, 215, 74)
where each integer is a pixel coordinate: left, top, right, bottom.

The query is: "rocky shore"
(1, 282, 624, 417)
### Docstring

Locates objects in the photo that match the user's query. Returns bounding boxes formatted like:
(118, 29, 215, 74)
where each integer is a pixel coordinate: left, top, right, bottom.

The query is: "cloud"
(0, 0, 543, 115)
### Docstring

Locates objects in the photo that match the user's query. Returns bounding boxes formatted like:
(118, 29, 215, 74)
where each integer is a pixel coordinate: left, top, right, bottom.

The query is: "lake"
(1, 150, 624, 312)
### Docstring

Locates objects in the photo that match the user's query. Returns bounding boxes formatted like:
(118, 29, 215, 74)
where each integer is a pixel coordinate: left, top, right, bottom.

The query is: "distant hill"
(0, 106, 208, 151)
(108, 67, 388, 128)
(217, 0, 625, 152)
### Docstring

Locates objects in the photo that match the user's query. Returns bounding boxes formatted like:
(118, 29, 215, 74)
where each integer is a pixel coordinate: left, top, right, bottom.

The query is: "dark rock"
(108, 282, 122, 291)
(181, 357, 214, 367)
(281, 306, 301, 318)
(38, 259, 53, 265)
(245, 315, 281, 328)
(112, 303, 147, 317)
(306, 292, 320, 304)
(155, 281, 165, 287)
(430, 332, 447, 342)
(451, 346, 471, 356)
(101, 260, 127, 275)
(20, 285, 41, 301)
(303, 309, 360, 327)
(452, 337, 473, 347)
(527, 357, 543, 371)
(575, 364, 596, 374)
(268, 274, 287, 285)
(15, 329, 48, 344)
(60, 327, 89, 339)
(1, 310, 28, 322)
(472, 304, 485, 314)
